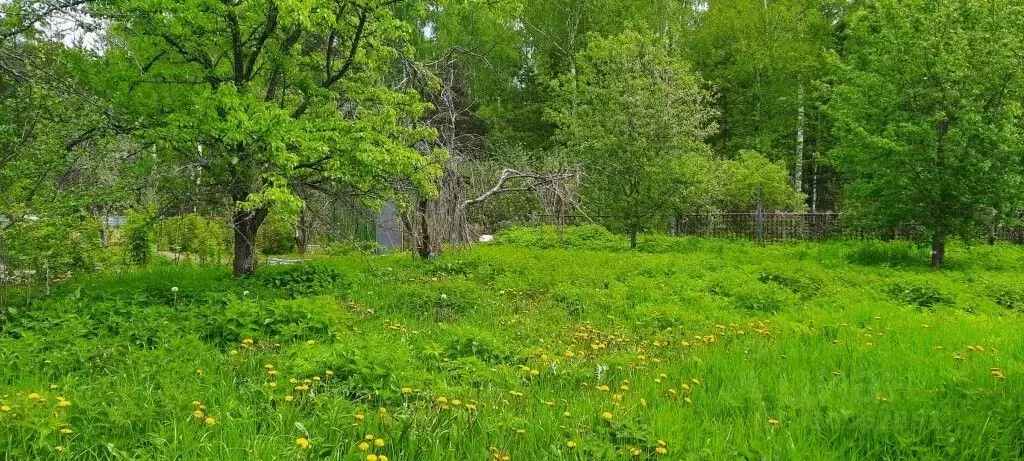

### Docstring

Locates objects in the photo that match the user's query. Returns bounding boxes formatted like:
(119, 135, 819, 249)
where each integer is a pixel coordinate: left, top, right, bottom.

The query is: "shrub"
(257, 212, 296, 255)
(154, 214, 231, 264)
(123, 208, 157, 267)
(494, 225, 624, 251)
(258, 263, 351, 299)
(885, 283, 952, 310)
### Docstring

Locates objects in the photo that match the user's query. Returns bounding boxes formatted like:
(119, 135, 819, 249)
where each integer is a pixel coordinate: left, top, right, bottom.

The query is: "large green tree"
(550, 31, 717, 248)
(91, 0, 442, 275)
(828, 0, 1024, 267)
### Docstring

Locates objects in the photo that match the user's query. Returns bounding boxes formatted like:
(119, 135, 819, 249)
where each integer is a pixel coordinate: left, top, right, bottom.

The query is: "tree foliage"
(550, 31, 717, 247)
(90, 0, 444, 274)
(827, 0, 1024, 267)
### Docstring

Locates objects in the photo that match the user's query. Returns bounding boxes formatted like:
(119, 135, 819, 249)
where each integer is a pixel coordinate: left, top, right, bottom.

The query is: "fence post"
(755, 202, 765, 243)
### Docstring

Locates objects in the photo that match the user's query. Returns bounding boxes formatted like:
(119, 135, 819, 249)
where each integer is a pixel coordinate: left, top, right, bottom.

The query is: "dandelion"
(601, 411, 613, 421)
(192, 409, 205, 419)
(374, 438, 385, 447)
(401, 387, 413, 395)
(358, 442, 370, 452)
(171, 286, 179, 293)
(55, 445, 66, 453)
(563, 411, 571, 417)
(27, 393, 41, 400)
(366, 455, 378, 461)
(296, 437, 310, 450)
(379, 456, 389, 461)
(768, 418, 781, 427)
(655, 446, 668, 455)
(436, 397, 448, 405)
(284, 395, 294, 403)
(354, 413, 365, 421)
(204, 416, 216, 426)
(365, 434, 375, 441)
(566, 440, 577, 448)
(56, 397, 72, 407)
(60, 428, 74, 435)
(0, 405, 10, 412)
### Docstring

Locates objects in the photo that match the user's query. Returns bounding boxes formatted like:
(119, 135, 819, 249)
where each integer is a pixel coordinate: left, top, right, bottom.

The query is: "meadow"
(2, 227, 1024, 460)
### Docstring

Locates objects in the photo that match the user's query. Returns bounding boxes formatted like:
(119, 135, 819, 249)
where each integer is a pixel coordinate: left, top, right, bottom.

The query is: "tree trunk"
(629, 229, 638, 249)
(416, 196, 432, 259)
(930, 232, 946, 269)
(795, 85, 805, 194)
(232, 208, 268, 276)
(295, 208, 311, 256)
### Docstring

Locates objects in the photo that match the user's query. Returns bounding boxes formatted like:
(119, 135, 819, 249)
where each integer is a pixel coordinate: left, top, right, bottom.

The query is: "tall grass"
(2, 237, 1023, 459)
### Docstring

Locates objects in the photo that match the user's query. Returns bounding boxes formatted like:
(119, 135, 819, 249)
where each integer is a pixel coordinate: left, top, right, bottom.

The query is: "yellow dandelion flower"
(374, 438, 385, 447)
(358, 442, 370, 451)
(401, 387, 413, 395)
(366, 455, 378, 461)
(204, 416, 217, 426)
(59, 428, 73, 435)
(284, 395, 294, 403)
(566, 440, 577, 448)
(601, 411, 613, 421)
(0, 405, 11, 412)
(655, 446, 668, 455)
(296, 437, 310, 450)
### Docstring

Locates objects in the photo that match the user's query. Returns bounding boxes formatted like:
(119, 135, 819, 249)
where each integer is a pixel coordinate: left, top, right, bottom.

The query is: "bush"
(258, 263, 351, 299)
(123, 208, 157, 267)
(885, 283, 952, 310)
(257, 212, 296, 255)
(494, 225, 624, 251)
(154, 214, 231, 264)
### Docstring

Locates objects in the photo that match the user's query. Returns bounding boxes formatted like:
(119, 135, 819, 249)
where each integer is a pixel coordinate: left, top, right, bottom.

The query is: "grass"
(2, 229, 1024, 460)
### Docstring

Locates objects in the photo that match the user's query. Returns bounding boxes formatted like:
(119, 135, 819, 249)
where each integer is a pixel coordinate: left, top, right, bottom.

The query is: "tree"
(827, 0, 1024, 268)
(681, 0, 837, 207)
(91, 0, 443, 275)
(550, 31, 717, 248)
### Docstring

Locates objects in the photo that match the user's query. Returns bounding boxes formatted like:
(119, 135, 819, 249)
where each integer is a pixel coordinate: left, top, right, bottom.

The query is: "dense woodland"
(3, 0, 1024, 275)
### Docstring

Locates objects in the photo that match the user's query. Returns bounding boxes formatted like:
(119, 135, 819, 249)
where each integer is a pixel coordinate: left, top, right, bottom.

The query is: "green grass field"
(3, 229, 1024, 460)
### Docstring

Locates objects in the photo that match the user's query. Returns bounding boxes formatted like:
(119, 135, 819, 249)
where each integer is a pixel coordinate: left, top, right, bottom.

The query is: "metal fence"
(669, 212, 1024, 243)
(533, 212, 1024, 244)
